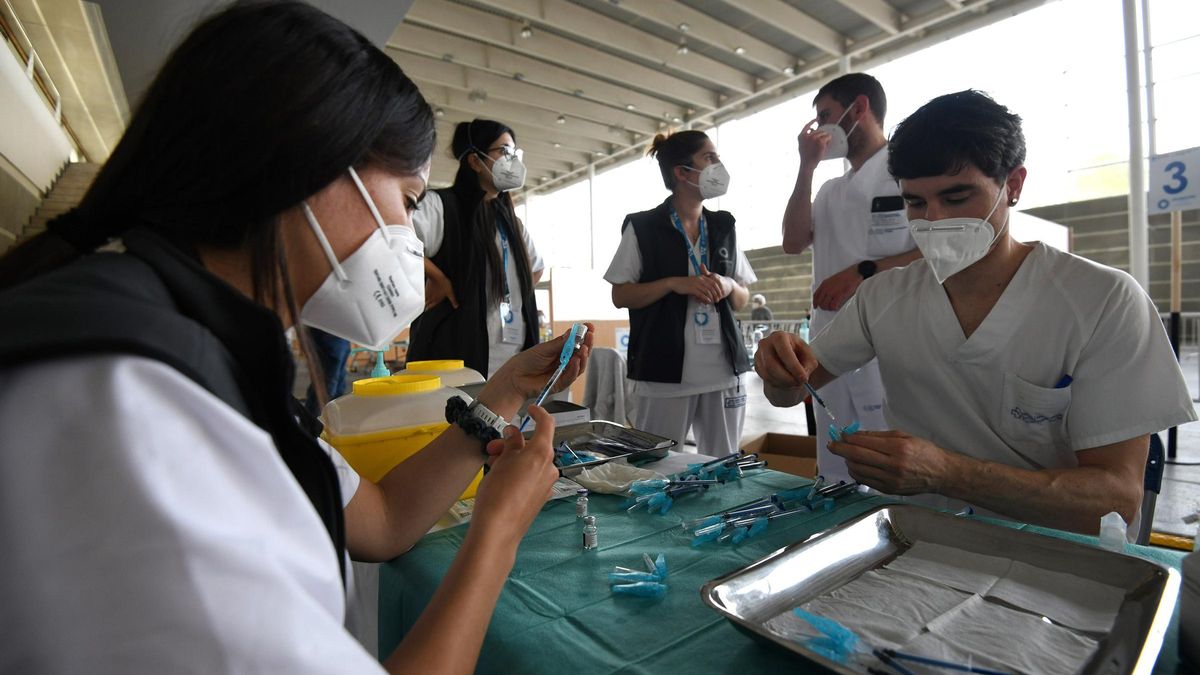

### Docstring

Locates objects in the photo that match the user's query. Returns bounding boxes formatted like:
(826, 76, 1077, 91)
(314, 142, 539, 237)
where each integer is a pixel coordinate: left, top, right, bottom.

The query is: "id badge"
(500, 302, 522, 344)
(694, 307, 720, 344)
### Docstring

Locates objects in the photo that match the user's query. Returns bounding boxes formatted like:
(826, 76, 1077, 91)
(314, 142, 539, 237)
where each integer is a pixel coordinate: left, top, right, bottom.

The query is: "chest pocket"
(999, 372, 1071, 453)
(866, 195, 909, 258)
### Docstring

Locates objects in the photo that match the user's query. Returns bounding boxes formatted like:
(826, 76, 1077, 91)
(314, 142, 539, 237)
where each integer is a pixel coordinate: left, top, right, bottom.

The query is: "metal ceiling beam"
(614, 0, 796, 75)
(468, 0, 755, 95)
(835, 0, 902, 35)
(415, 80, 639, 146)
(722, 0, 845, 57)
(424, 96, 615, 157)
(388, 23, 688, 122)
(404, 1, 718, 109)
(395, 51, 661, 136)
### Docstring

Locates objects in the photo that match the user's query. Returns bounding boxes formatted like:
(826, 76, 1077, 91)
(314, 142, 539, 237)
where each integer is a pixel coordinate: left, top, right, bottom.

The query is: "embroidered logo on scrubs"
(717, 246, 729, 260)
(724, 395, 747, 409)
(1010, 406, 1063, 425)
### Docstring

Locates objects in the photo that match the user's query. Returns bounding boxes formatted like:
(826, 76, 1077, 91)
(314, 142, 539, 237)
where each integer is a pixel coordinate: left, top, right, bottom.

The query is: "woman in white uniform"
(605, 130, 756, 454)
(0, 3, 591, 672)
(407, 119, 544, 378)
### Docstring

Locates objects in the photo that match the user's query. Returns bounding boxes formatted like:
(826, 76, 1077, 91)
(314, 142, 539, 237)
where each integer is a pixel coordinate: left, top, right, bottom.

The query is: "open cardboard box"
(740, 432, 817, 478)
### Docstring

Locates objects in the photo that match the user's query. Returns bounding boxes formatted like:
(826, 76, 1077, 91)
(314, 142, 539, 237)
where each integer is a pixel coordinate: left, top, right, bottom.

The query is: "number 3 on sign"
(1164, 161, 1188, 195)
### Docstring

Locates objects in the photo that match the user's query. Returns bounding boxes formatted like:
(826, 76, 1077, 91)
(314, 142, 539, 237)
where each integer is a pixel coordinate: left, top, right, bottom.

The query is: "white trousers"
(814, 359, 888, 484)
(631, 381, 747, 455)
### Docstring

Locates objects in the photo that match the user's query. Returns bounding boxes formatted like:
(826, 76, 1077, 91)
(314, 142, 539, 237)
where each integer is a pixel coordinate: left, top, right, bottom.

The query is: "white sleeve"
(0, 356, 383, 673)
(808, 286, 880, 377)
(411, 191, 445, 258)
(318, 437, 361, 507)
(733, 246, 757, 286)
(603, 223, 643, 285)
(1066, 274, 1198, 449)
(518, 219, 545, 273)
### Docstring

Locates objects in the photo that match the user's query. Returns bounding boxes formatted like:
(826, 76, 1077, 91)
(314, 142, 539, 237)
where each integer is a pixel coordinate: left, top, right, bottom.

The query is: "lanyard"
(496, 214, 511, 303)
(669, 206, 707, 275)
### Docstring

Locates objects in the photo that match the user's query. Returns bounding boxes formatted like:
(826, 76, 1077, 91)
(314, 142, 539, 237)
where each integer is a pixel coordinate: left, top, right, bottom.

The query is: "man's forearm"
(875, 247, 922, 272)
(781, 167, 817, 254)
(939, 447, 1145, 535)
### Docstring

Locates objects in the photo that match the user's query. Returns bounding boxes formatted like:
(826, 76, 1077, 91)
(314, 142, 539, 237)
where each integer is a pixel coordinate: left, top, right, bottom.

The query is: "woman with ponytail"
(0, 2, 591, 671)
(407, 119, 544, 377)
(603, 130, 756, 454)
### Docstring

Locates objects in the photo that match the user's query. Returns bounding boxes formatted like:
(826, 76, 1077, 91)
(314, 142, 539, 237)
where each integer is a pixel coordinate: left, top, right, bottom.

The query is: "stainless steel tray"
(544, 420, 675, 477)
(701, 505, 1180, 675)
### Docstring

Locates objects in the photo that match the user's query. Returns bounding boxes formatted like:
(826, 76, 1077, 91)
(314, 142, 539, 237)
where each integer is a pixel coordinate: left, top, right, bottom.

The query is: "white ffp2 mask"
(909, 186, 1009, 284)
(817, 103, 859, 160)
(683, 162, 730, 200)
(299, 168, 426, 350)
(488, 152, 527, 192)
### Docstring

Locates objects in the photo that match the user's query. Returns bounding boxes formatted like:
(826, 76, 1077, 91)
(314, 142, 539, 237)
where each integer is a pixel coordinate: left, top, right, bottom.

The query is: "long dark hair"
(0, 0, 436, 305)
(448, 119, 533, 304)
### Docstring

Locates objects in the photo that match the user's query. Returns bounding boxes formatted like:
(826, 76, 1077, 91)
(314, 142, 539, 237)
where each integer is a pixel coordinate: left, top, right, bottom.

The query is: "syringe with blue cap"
(804, 381, 860, 441)
(518, 323, 588, 433)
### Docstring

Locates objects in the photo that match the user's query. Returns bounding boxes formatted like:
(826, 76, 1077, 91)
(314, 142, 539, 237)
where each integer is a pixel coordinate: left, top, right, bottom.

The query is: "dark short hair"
(888, 90, 1026, 184)
(814, 73, 886, 125)
(647, 129, 709, 190)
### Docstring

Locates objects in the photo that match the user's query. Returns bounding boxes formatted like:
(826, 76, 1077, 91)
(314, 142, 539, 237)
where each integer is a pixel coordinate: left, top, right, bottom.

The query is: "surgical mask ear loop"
(301, 202, 350, 283)
(347, 166, 391, 243)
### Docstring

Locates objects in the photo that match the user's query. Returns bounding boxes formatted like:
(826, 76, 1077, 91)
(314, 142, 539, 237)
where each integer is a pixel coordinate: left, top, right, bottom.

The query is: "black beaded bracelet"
(445, 397, 502, 449)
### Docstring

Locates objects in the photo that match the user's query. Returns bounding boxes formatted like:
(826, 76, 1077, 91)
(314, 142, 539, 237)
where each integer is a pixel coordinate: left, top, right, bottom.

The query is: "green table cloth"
(378, 470, 1188, 673)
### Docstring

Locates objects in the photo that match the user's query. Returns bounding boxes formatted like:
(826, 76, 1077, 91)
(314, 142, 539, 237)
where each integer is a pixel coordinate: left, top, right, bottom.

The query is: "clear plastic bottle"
(575, 489, 589, 518)
(582, 515, 598, 551)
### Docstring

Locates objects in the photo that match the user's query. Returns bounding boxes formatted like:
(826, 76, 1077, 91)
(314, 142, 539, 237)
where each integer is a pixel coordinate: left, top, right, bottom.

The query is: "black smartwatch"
(857, 260, 877, 279)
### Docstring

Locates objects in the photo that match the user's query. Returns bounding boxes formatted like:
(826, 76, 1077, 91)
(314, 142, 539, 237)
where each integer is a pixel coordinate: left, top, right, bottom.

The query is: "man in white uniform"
(757, 90, 1196, 536)
(781, 73, 921, 483)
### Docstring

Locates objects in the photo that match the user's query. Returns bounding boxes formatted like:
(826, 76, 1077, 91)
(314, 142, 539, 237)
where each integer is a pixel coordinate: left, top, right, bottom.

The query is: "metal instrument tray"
(544, 421, 675, 477)
(701, 505, 1179, 675)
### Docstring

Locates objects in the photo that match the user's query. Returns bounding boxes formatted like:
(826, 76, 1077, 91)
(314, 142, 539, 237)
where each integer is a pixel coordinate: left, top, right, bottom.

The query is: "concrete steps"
(4, 163, 100, 253)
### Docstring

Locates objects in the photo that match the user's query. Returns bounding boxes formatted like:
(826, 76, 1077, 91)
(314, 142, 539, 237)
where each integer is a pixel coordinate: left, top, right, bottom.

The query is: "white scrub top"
(604, 222, 757, 398)
(810, 242, 1196, 512)
(0, 355, 381, 673)
(810, 146, 914, 333)
(412, 191, 546, 377)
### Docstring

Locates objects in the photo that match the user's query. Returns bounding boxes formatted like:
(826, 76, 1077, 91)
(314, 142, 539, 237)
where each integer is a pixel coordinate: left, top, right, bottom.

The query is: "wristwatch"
(445, 396, 508, 448)
(857, 259, 877, 279)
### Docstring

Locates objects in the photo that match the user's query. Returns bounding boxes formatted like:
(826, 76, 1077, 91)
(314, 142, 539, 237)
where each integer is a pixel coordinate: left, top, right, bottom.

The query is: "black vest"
(407, 187, 539, 375)
(0, 229, 347, 581)
(623, 197, 751, 383)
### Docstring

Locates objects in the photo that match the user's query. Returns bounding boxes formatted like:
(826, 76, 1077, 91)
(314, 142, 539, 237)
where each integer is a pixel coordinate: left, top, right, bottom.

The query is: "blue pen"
(518, 323, 587, 432)
(1055, 373, 1073, 388)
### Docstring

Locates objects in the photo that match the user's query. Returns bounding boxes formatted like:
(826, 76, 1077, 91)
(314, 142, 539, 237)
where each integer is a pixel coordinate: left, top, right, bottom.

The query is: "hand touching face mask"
(816, 103, 860, 160)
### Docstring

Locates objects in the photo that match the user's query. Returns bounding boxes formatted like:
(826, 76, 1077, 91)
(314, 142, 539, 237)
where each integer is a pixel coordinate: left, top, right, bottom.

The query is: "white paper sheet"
(917, 594, 1099, 675)
(765, 569, 971, 649)
(986, 560, 1125, 633)
(885, 541, 1012, 595)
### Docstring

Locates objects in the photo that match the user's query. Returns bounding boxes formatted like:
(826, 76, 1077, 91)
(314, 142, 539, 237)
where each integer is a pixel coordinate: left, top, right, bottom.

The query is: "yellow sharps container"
(322, 374, 483, 499)
(400, 359, 485, 388)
